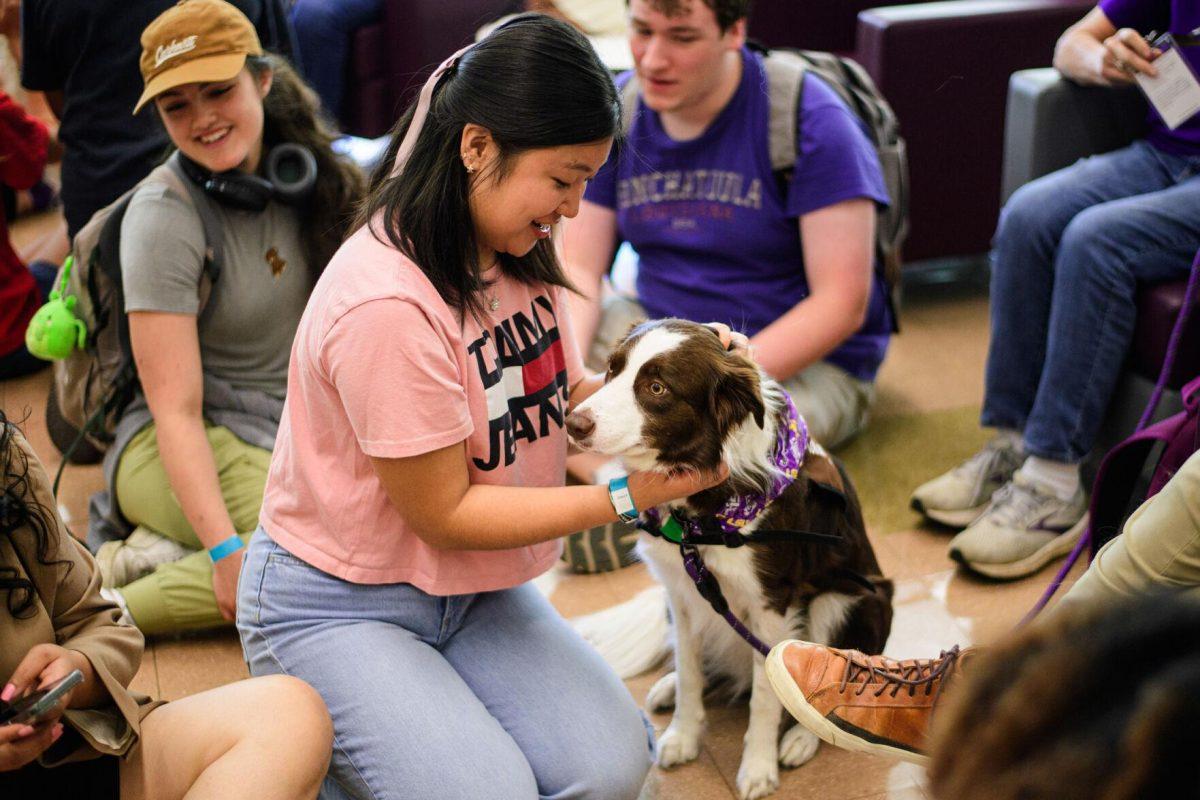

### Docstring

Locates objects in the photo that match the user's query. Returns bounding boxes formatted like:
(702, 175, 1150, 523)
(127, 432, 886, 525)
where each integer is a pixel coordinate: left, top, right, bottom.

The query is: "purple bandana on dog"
(643, 393, 809, 543)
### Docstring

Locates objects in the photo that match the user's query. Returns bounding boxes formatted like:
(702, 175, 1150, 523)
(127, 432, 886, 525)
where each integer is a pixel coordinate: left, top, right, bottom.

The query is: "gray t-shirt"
(119, 176, 312, 398)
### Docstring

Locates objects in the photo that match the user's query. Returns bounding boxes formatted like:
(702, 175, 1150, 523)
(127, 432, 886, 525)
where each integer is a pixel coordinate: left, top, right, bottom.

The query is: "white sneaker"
(910, 437, 1025, 527)
(947, 474, 1088, 580)
(95, 527, 193, 588)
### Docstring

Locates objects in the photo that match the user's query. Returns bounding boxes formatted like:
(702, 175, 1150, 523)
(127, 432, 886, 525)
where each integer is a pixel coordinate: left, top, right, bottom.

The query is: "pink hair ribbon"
(388, 42, 476, 179)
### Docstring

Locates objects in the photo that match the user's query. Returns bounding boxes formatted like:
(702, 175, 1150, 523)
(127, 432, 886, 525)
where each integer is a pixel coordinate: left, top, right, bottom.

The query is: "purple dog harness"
(638, 395, 854, 656)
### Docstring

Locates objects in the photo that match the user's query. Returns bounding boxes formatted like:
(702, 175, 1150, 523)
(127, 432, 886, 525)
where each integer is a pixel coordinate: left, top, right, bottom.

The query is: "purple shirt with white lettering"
(586, 47, 892, 382)
(1099, 0, 1200, 154)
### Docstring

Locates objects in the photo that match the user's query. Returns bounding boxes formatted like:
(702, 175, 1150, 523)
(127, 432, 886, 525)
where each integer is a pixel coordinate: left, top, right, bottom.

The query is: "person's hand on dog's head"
(704, 322, 753, 360)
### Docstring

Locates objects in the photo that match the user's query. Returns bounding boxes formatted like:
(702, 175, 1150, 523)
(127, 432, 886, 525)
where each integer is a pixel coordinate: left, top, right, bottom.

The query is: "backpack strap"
(1087, 377, 1200, 555)
(1148, 375, 1200, 496)
(761, 50, 804, 173)
(96, 156, 227, 404)
(1087, 408, 1194, 555)
(760, 46, 905, 334)
(620, 74, 640, 137)
(162, 153, 225, 293)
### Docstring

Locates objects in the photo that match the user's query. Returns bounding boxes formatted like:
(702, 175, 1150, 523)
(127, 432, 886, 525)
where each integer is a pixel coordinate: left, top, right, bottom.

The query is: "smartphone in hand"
(0, 670, 84, 726)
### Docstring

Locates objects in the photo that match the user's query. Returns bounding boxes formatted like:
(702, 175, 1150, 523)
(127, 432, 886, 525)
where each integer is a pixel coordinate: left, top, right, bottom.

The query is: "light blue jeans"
(984, 140, 1200, 463)
(236, 529, 653, 800)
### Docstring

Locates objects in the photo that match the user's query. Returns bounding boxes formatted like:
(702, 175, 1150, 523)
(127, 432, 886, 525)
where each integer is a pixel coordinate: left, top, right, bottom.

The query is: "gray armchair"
(1000, 68, 1199, 457)
(1001, 67, 1146, 203)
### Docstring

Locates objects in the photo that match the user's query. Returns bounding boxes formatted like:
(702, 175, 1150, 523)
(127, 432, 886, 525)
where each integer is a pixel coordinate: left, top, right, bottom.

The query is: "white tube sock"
(993, 427, 1024, 451)
(1017, 455, 1080, 501)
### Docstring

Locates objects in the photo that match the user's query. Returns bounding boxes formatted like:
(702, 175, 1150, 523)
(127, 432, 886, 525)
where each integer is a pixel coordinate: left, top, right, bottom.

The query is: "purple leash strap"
(1021, 248, 1200, 625)
(681, 546, 772, 657)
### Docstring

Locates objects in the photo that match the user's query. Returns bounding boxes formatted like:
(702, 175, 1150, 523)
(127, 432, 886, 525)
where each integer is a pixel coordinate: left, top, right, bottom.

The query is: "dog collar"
(643, 393, 809, 543)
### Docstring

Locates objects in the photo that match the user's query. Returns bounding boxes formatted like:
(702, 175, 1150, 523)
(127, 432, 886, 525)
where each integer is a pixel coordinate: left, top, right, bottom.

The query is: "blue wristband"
(208, 535, 245, 563)
(607, 475, 639, 523)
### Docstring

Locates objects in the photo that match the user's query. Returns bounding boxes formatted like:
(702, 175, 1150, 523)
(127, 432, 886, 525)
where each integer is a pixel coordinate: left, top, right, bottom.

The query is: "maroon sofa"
(854, 0, 1094, 265)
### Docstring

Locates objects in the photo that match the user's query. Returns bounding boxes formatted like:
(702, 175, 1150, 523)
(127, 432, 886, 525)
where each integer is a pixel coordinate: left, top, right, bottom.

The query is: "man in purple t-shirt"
(563, 0, 891, 458)
(912, 0, 1200, 580)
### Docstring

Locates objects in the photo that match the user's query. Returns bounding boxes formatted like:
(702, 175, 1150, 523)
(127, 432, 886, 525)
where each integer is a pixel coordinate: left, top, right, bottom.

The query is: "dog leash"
(680, 543, 773, 656)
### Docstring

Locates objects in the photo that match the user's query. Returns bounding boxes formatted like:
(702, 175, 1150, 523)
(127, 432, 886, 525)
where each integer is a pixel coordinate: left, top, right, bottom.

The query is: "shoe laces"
(838, 646, 962, 699)
(952, 438, 1021, 481)
(983, 477, 1057, 528)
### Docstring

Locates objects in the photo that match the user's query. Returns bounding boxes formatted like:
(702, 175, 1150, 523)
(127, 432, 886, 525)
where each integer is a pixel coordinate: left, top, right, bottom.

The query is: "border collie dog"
(566, 319, 893, 800)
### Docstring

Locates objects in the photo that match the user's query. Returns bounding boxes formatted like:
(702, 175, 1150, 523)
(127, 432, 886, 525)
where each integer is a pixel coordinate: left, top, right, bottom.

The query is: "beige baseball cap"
(134, 0, 263, 114)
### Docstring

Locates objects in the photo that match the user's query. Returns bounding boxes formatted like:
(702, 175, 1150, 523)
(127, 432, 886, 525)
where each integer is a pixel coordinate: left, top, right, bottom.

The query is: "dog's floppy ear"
(802, 451, 848, 511)
(711, 357, 765, 435)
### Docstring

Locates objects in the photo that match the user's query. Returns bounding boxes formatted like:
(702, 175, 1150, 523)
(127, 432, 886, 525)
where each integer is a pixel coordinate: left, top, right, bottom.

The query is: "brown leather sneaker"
(765, 640, 967, 765)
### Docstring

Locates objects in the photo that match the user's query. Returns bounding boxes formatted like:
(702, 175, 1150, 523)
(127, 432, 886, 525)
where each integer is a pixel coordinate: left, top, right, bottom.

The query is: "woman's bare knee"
(243, 675, 333, 756)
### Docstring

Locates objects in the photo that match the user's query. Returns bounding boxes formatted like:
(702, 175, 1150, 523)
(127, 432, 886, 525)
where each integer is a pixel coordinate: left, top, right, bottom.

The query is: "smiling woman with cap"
(89, 0, 364, 638)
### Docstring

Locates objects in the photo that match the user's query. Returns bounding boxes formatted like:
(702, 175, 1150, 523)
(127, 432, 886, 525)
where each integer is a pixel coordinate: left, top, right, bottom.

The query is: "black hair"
(358, 13, 620, 321)
(928, 595, 1200, 800)
(0, 412, 68, 618)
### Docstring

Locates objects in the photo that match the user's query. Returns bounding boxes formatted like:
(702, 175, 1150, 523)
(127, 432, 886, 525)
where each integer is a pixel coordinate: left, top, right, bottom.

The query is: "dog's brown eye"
(649, 381, 666, 396)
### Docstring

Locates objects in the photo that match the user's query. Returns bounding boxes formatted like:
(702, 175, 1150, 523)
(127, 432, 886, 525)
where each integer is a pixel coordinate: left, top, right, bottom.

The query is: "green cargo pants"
(114, 422, 270, 635)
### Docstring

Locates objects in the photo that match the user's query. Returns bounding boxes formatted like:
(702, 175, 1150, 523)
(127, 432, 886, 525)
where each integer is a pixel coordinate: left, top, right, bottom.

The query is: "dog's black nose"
(566, 410, 596, 442)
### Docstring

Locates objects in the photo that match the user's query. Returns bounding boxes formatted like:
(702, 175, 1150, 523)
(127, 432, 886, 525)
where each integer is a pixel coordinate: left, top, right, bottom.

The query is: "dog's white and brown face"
(567, 318, 777, 485)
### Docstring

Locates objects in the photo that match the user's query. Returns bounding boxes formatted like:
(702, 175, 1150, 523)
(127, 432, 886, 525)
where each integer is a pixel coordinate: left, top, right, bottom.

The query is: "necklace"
(481, 256, 500, 312)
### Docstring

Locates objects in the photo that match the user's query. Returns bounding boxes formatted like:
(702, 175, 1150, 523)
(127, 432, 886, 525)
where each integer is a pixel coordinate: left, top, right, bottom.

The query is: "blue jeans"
(289, 0, 383, 124)
(983, 140, 1200, 463)
(236, 530, 653, 800)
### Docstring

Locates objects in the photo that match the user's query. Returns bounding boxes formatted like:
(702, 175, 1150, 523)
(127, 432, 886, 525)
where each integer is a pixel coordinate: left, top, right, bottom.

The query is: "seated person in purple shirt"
(560, 0, 891, 572)
(912, 0, 1200, 579)
(564, 0, 890, 470)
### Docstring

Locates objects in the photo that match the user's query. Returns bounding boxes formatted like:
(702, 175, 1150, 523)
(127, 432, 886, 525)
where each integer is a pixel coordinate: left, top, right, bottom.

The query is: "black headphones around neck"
(178, 143, 318, 212)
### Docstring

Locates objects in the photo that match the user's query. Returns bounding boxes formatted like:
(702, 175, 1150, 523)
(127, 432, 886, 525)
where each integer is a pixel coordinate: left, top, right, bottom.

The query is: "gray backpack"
(620, 45, 909, 329)
(47, 154, 224, 463)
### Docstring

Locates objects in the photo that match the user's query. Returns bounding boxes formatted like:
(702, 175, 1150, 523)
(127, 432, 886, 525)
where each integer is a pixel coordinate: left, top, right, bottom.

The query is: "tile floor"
(3, 210, 1085, 800)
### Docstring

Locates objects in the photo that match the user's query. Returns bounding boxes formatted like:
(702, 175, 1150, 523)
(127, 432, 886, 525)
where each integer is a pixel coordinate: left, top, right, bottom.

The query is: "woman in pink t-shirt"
(236, 15, 726, 800)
